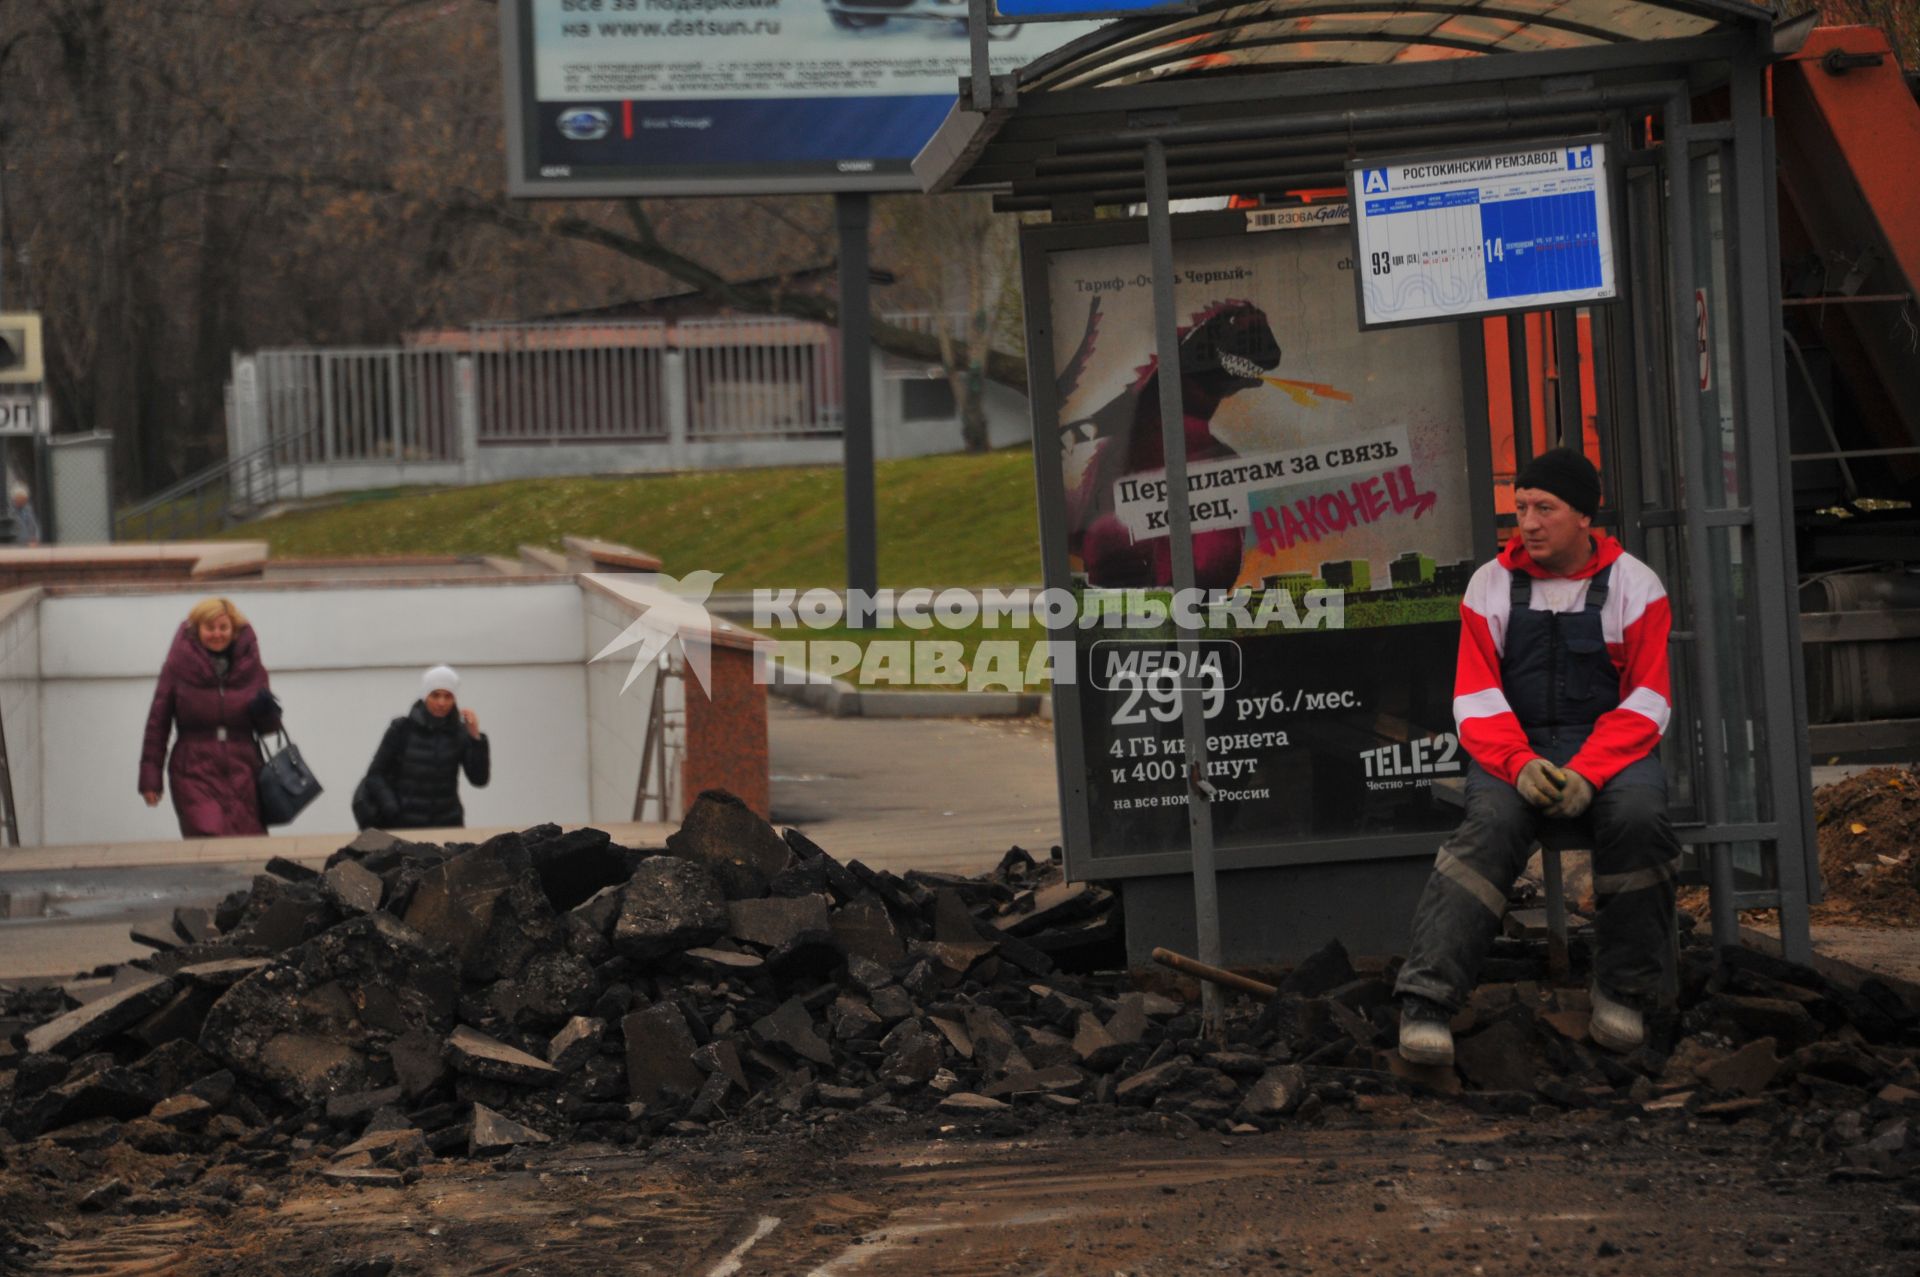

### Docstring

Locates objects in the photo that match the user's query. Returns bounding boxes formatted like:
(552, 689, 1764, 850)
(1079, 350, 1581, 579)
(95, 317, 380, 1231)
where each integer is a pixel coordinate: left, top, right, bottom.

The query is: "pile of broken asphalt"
(5, 787, 1920, 1262)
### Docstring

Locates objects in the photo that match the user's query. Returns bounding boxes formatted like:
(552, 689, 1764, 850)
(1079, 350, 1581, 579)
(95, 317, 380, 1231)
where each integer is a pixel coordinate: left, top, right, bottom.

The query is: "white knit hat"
(421, 665, 461, 697)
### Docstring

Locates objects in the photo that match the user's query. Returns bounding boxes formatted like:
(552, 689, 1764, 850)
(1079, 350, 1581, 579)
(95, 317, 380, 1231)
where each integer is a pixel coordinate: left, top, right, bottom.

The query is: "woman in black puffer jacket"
(354, 665, 490, 829)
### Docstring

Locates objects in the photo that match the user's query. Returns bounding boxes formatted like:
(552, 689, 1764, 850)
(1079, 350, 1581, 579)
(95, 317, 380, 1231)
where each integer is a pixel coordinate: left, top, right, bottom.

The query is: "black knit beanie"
(1515, 447, 1601, 518)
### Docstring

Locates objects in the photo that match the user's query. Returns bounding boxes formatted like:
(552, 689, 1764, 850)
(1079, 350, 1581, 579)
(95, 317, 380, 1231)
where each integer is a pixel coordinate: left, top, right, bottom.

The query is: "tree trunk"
(959, 365, 989, 453)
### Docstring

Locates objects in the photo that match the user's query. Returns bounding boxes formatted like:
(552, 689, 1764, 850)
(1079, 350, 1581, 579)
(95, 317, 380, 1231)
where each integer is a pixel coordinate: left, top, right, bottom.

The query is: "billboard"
(993, 0, 1187, 16)
(1029, 211, 1481, 875)
(500, 0, 1098, 196)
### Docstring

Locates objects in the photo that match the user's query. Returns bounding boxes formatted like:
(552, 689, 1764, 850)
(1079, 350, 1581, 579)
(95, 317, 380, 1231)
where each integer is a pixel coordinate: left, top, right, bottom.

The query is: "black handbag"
(257, 729, 323, 827)
(350, 776, 382, 831)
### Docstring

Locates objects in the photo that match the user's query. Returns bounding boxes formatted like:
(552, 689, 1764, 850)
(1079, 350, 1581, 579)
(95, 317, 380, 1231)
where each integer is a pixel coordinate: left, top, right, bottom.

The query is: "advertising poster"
(506, 0, 1098, 194)
(1042, 217, 1479, 860)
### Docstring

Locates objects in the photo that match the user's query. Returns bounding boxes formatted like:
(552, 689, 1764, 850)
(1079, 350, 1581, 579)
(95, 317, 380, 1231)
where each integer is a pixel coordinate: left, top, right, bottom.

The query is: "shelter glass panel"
(1689, 142, 1777, 890)
(1625, 164, 1678, 518)
(1031, 213, 1483, 867)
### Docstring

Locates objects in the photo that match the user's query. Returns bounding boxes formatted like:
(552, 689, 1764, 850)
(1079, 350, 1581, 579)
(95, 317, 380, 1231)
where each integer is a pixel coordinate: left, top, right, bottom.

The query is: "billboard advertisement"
(500, 0, 1098, 196)
(993, 0, 1186, 16)
(1031, 212, 1481, 871)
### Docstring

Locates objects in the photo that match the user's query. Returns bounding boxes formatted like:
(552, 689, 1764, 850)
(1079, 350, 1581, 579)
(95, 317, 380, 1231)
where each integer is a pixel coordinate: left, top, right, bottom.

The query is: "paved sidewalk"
(1743, 921, 1920, 1004)
(0, 703, 1062, 979)
(768, 699, 1062, 875)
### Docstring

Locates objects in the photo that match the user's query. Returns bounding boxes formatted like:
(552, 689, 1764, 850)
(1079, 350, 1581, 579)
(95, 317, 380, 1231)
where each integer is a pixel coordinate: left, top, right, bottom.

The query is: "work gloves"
(1516, 758, 1561, 809)
(1547, 769, 1595, 819)
(1515, 758, 1596, 819)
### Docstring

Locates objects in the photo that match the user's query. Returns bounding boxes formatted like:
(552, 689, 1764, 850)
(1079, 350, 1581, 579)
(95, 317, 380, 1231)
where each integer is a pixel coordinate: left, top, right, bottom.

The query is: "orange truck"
(1469, 28, 1919, 747)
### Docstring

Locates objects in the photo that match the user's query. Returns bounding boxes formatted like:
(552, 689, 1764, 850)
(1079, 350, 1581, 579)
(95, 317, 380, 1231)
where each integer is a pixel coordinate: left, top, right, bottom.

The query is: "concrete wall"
(37, 581, 593, 845)
(581, 585, 684, 826)
(0, 590, 43, 846)
(272, 461, 466, 497)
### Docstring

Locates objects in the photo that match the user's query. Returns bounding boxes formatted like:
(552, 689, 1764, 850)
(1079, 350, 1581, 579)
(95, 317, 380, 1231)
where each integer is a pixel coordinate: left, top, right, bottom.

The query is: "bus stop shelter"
(916, 0, 1817, 984)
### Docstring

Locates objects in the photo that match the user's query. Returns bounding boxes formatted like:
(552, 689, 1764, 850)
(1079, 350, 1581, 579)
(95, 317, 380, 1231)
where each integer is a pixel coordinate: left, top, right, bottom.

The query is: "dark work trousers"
(1395, 753, 1681, 1013)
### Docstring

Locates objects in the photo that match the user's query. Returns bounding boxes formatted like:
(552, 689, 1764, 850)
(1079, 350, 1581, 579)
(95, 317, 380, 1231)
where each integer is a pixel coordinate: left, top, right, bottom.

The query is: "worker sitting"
(1395, 448, 1680, 1066)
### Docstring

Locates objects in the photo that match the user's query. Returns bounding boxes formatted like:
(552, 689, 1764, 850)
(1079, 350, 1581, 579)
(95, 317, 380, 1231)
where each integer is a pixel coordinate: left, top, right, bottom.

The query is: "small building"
(1389, 552, 1436, 589)
(1262, 570, 1321, 597)
(1318, 559, 1371, 593)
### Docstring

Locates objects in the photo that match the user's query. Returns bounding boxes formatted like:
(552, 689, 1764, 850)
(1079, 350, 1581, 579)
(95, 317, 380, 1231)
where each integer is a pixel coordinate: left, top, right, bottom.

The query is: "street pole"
(836, 192, 878, 609)
(1145, 140, 1226, 1039)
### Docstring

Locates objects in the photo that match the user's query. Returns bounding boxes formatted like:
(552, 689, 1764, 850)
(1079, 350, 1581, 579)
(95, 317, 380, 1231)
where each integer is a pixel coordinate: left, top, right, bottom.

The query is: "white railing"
(881, 310, 970, 341)
(234, 312, 970, 466)
(676, 317, 842, 439)
(252, 348, 463, 465)
(466, 323, 671, 445)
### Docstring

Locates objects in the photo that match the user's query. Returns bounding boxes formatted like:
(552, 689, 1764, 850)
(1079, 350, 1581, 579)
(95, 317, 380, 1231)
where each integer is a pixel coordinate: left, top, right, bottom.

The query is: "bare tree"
(880, 191, 1022, 453)
(0, 0, 1027, 498)
(1803, 0, 1918, 62)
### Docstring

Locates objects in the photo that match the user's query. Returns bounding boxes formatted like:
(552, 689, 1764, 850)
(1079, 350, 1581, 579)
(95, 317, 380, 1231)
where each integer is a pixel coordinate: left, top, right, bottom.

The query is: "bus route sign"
(1348, 140, 1617, 329)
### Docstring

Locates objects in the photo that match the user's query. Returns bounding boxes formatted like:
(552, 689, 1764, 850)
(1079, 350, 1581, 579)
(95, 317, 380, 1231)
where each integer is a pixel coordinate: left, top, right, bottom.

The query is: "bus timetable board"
(1349, 141, 1618, 329)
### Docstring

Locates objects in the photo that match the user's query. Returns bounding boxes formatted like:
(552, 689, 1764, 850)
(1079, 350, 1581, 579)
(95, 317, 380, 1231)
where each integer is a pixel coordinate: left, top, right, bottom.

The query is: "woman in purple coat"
(139, 597, 282, 837)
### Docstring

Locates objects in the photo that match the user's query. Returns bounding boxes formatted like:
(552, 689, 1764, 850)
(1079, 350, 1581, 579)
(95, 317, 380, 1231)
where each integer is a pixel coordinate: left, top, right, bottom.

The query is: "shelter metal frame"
(922, 0, 1815, 970)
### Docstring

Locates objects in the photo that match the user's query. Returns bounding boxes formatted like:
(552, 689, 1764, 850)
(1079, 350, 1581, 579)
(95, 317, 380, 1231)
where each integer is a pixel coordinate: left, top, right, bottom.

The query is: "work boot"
(1589, 984, 1646, 1053)
(1397, 996, 1454, 1067)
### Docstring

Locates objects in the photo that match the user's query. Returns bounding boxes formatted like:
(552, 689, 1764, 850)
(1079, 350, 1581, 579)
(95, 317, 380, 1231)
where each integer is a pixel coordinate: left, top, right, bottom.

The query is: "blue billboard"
(501, 0, 1101, 196)
(994, 0, 1187, 15)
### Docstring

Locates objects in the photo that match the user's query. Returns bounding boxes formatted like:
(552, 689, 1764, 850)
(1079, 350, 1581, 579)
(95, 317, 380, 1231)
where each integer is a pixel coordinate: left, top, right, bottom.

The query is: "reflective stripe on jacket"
(1452, 531, 1672, 788)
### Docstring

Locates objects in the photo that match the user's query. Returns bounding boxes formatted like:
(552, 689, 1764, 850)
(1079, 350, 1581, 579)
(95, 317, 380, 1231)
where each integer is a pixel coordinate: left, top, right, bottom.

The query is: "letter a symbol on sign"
(1362, 169, 1389, 194)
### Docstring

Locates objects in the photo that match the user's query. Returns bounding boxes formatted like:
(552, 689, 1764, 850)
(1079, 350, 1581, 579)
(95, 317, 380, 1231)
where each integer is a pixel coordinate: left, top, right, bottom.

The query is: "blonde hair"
(186, 597, 249, 631)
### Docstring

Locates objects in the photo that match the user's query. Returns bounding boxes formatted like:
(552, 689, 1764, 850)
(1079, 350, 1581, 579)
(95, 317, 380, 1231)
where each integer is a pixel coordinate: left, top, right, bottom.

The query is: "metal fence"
(255, 349, 462, 465)
(116, 424, 319, 541)
(469, 322, 670, 444)
(240, 313, 964, 463)
(880, 310, 970, 341)
(678, 317, 840, 440)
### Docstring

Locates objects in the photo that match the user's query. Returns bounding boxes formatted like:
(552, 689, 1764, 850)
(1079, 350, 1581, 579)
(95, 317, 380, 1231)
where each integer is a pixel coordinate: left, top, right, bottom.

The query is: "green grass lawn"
(221, 455, 1457, 690)
(218, 452, 1045, 589)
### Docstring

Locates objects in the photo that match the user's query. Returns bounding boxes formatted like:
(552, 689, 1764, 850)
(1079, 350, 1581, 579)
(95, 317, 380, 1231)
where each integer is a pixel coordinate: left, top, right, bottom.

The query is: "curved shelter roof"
(1020, 0, 1771, 92)
(916, 0, 1777, 199)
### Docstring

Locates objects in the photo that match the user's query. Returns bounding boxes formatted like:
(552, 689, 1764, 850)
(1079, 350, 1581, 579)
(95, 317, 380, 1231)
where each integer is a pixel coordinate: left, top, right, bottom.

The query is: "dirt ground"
(1799, 766, 1920, 926)
(7, 1104, 1920, 1277)
(11, 766, 1920, 1276)
(1680, 765, 1920, 930)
